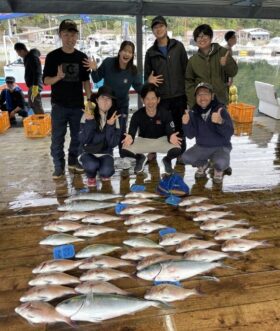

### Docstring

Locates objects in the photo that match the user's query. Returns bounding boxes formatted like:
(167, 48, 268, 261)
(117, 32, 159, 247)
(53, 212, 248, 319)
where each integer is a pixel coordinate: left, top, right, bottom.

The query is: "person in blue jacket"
(83, 41, 142, 155)
(78, 86, 121, 187)
(181, 82, 234, 184)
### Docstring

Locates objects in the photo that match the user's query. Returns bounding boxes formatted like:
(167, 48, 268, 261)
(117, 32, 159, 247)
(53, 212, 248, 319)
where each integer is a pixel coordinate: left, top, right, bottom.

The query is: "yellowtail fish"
(76, 244, 121, 258)
(58, 201, 116, 212)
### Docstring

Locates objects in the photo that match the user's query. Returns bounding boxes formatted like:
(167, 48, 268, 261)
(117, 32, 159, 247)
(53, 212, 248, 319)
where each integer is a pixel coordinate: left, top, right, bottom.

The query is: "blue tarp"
(0, 13, 31, 20)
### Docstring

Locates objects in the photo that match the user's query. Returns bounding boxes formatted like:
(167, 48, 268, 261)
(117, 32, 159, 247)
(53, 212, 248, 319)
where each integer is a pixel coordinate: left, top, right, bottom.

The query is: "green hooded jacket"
(185, 43, 238, 107)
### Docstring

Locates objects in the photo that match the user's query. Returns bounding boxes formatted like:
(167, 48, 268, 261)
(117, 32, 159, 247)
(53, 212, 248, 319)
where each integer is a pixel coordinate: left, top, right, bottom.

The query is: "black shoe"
(68, 156, 77, 169)
(52, 168, 65, 179)
(176, 155, 185, 165)
(134, 154, 147, 174)
(75, 162, 84, 173)
(162, 156, 173, 175)
(224, 167, 232, 176)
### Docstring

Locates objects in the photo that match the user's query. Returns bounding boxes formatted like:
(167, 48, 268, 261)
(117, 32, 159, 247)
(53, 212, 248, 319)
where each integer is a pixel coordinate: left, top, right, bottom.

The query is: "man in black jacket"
(145, 16, 188, 154)
(14, 42, 44, 114)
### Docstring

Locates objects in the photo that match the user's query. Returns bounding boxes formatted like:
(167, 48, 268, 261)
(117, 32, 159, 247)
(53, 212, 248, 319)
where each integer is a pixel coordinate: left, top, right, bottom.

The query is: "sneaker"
(213, 169, 224, 184)
(147, 153, 157, 162)
(162, 156, 173, 175)
(101, 177, 110, 181)
(224, 167, 232, 176)
(134, 154, 147, 174)
(52, 168, 65, 179)
(87, 177, 97, 187)
(75, 162, 84, 173)
(195, 162, 209, 179)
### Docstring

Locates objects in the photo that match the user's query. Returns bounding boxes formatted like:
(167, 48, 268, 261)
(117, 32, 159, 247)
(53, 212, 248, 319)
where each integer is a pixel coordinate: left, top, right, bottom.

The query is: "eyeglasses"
(196, 34, 210, 41)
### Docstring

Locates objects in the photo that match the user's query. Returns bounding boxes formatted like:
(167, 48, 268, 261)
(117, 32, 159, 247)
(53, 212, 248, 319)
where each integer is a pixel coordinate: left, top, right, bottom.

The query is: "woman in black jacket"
(79, 86, 121, 187)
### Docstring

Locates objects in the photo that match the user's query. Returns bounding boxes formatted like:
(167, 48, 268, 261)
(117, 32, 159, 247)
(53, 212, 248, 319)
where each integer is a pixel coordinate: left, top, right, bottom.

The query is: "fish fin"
(195, 275, 220, 282)
(220, 263, 235, 270)
(150, 300, 172, 309)
(261, 240, 273, 248)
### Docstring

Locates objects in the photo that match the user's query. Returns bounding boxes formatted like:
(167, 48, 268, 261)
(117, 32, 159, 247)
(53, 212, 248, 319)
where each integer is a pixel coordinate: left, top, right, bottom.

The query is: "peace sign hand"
(107, 111, 121, 126)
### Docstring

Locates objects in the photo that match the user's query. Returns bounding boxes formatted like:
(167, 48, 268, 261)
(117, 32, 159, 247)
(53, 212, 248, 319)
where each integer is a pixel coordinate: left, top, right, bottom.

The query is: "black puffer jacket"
(144, 38, 188, 100)
(23, 48, 43, 89)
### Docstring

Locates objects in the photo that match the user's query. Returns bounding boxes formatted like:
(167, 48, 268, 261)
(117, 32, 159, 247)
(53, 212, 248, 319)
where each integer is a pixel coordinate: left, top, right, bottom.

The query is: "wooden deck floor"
(0, 115, 280, 331)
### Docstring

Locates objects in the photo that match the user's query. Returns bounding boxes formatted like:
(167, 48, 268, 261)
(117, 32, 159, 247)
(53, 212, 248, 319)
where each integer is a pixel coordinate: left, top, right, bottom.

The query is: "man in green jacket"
(186, 24, 238, 108)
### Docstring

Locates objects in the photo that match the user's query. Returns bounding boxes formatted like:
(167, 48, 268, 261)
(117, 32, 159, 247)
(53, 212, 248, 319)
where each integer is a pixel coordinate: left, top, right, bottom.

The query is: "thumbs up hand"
(182, 109, 190, 125)
(220, 50, 230, 67)
(211, 107, 224, 124)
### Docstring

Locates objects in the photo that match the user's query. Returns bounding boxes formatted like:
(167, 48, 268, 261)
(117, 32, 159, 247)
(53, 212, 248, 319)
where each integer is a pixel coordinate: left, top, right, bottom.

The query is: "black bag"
(83, 141, 105, 154)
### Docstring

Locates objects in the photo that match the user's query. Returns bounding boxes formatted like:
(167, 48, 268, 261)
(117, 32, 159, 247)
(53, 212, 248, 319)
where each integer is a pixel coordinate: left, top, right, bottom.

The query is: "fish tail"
(239, 219, 249, 225)
(261, 240, 273, 248)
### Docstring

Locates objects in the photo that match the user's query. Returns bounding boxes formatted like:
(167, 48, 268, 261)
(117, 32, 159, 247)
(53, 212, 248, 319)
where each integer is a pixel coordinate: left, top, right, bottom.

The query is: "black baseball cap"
(194, 82, 213, 95)
(151, 16, 167, 29)
(59, 19, 79, 33)
(5, 76, 15, 84)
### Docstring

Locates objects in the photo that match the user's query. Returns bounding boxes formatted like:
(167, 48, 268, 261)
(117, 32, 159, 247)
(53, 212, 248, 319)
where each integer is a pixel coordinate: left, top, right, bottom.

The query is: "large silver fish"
(76, 244, 121, 258)
(32, 259, 82, 274)
(214, 227, 258, 240)
(15, 301, 73, 325)
(200, 219, 249, 231)
(137, 260, 222, 282)
(20, 285, 76, 302)
(64, 193, 122, 203)
(137, 254, 182, 271)
(75, 280, 130, 295)
(123, 237, 162, 248)
(58, 201, 116, 212)
(159, 232, 198, 246)
(81, 213, 121, 224)
(144, 284, 200, 302)
(56, 293, 165, 322)
(124, 214, 166, 225)
(29, 272, 80, 286)
(39, 233, 84, 246)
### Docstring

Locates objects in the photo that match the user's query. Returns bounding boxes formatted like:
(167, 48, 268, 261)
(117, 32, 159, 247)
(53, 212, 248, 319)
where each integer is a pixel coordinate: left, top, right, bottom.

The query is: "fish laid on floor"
(121, 198, 154, 205)
(193, 211, 234, 222)
(185, 203, 226, 212)
(123, 237, 162, 248)
(79, 256, 134, 269)
(39, 234, 84, 246)
(80, 268, 131, 281)
(178, 196, 209, 207)
(137, 260, 223, 282)
(222, 239, 271, 252)
(144, 284, 200, 302)
(137, 254, 182, 271)
(125, 192, 160, 199)
(59, 212, 89, 221)
(15, 301, 73, 326)
(76, 244, 121, 258)
(127, 222, 166, 234)
(200, 219, 249, 231)
(73, 225, 117, 237)
(44, 220, 83, 232)
(159, 232, 198, 246)
(20, 285, 76, 302)
(176, 239, 218, 253)
(121, 247, 166, 261)
(58, 201, 116, 212)
(124, 214, 166, 225)
(81, 213, 121, 224)
(56, 293, 166, 322)
(214, 227, 258, 240)
(64, 193, 122, 203)
(29, 272, 80, 286)
(75, 280, 130, 295)
(120, 206, 156, 215)
(184, 249, 234, 262)
(33, 259, 82, 274)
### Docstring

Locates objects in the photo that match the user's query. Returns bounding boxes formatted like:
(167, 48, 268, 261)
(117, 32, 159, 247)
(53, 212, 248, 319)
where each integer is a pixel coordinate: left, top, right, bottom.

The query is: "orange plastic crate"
(228, 103, 255, 123)
(23, 114, 51, 138)
(233, 122, 253, 136)
(0, 111, 11, 133)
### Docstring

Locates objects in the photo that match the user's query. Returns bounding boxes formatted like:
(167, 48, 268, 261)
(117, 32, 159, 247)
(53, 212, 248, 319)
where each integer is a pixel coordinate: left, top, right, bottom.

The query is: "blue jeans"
(80, 153, 114, 178)
(51, 104, 83, 170)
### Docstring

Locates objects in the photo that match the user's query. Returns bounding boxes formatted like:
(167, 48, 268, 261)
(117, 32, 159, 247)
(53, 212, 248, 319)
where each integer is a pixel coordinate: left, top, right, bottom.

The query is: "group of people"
(2, 16, 238, 186)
